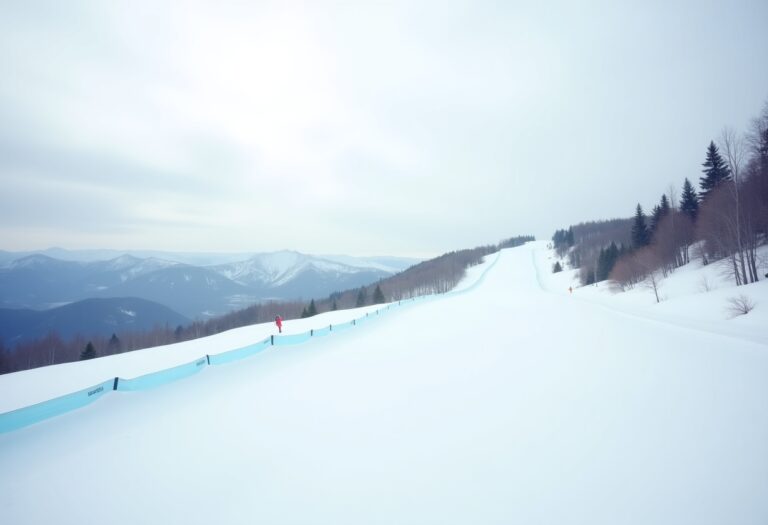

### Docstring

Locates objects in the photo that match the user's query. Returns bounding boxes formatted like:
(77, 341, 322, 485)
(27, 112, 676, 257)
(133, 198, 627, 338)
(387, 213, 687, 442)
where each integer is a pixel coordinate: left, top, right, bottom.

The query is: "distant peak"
(10, 254, 60, 268)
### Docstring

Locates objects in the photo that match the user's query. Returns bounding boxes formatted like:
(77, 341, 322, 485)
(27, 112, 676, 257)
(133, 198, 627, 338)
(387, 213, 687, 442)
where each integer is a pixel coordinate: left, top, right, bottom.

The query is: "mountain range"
(0, 297, 190, 347)
(0, 250, 418, 320)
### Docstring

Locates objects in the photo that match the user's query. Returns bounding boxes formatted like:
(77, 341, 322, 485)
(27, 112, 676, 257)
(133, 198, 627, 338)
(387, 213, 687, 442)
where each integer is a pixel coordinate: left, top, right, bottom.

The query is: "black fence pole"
(112, 377, 119, 391)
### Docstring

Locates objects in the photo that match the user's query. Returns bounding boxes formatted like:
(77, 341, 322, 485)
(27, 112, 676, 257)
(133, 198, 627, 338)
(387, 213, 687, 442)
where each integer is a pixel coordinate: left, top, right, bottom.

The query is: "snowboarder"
(275, 315, 283, 333)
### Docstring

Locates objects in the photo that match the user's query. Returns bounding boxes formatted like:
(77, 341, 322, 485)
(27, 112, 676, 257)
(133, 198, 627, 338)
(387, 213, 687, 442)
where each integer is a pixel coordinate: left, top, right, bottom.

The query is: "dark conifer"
(650, 194, 671, 236)
(552, 261, 563, 273)
(80, 342, 96, 360)
(372, 285, 385, 304)
(699, 140, 731, 200)
(307, 299, 317, 317)
(659, 194, 670, 214)
(650, 204, 663, 235)
(680, 178, 699, 221)
(596, 248, 607, 281)
(631, 204, 650, 249)
(356, 288, 367, 307)
(595, 243, 619, 282)
(108, 333, 121, 353)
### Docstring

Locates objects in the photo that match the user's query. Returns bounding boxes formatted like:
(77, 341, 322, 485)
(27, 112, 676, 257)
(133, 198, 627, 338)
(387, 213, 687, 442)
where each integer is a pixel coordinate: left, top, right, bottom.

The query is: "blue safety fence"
(208, 338, 271, 366)
(0, 250, 504, 434)
(311, 326, 332, 338)
(273, 331, 312, 346)
(0, 379, 114, 434)
(116, 356, 209, 392)
(330, 320, 355, 332)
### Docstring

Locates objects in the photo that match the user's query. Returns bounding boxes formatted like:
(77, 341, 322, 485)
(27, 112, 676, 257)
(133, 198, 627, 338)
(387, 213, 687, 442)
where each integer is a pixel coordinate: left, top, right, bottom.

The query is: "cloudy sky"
(1, 1, 766, 257)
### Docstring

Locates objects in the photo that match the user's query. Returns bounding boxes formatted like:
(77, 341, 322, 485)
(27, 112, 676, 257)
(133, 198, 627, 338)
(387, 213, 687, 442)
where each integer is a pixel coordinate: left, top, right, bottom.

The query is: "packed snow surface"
(1, 242, 767, 524)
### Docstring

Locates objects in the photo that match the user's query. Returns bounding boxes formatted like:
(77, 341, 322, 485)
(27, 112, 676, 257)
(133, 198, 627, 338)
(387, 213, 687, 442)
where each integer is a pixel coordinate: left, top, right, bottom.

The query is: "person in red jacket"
(275, 315, 283, 333)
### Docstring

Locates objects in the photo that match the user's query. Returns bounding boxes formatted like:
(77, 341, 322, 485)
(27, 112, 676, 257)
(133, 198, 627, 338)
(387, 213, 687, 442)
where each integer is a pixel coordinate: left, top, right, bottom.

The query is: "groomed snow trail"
(1, 243, 767, 524)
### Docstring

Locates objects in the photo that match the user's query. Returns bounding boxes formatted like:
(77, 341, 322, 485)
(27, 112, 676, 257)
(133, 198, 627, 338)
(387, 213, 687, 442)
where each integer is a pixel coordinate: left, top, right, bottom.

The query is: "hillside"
(541, 245, 768, 345)
(1, 242, 766, 524)
(0, 298, 190, 347)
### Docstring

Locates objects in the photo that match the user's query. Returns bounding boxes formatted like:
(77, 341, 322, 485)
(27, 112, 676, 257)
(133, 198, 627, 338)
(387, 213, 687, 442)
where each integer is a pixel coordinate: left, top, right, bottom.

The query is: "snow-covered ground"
(539, 245, 768, 345)
(1, 241, 767, 524)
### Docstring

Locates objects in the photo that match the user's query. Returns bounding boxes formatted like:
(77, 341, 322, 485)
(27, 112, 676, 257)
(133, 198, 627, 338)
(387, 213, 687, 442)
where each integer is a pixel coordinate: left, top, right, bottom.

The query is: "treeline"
(0, 235, 534, 374)
(553, 101, 768, 297)
(552, 219, 633, 283)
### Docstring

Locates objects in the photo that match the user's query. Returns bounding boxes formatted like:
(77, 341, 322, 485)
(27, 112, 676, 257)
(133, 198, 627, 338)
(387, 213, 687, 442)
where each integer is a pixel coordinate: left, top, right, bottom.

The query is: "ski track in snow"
(1, 242, 767, 525)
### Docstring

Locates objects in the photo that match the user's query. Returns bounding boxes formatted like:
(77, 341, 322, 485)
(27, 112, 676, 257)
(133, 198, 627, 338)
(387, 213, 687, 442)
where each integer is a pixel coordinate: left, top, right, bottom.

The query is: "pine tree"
(649, 204, 663, 235)
(80, 342, 96, 360)
(331, 300, 338, 311)
(595, 243, 619, 282)
(631, 204, 650, 249)
(650, 194, 671, 236)
(307, 299, 317, 317)
(680, 178, 699, 221)
(659, 194, 670, 214)
(596, 248, 607, 281)
(108, 333, 121, 353)
(372, 284, 385, 304)
(300, 307, 308, 318)
(356, 288, 367, 307)
(605, 242, 619, 279)
(699, 140, 731, 200)
(552, 261, 563, 273)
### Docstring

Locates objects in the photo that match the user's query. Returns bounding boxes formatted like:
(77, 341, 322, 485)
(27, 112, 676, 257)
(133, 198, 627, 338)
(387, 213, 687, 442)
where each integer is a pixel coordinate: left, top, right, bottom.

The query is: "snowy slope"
(1, 242, 767, 525)
(539, 245, 768, 345)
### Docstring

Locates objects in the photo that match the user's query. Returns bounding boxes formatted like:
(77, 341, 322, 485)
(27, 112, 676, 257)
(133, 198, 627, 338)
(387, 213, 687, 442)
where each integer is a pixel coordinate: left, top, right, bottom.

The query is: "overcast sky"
(1, 1, 766, 257)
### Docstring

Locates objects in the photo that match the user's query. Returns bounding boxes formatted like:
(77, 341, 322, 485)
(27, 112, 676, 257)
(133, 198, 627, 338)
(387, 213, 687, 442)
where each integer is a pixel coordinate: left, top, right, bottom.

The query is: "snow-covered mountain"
(0, 250, 419, 321)
(210, 250, 399, 289)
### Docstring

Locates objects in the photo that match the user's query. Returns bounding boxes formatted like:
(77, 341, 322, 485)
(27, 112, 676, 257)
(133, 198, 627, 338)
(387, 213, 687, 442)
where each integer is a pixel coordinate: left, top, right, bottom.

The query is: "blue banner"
(209, 339, 271, 365)
(0, 379, 114, 434)
(116, 357, 208, 391)
(273, 332, 312, 346)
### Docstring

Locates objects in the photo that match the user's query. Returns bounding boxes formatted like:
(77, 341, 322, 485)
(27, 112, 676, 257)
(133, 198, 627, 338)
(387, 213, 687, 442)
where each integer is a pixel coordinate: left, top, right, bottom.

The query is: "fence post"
(311, 329, 314, 337)
(112, 377, 119, 391)
(330, 324, 333, 331)
(206, 355, 210, 365)
(271, 335, 274, 345)
(353, 319, 356, 326)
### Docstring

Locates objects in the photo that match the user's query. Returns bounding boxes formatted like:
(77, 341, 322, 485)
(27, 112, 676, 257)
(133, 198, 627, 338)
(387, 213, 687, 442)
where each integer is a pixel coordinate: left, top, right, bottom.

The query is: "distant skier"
(275, 315, 283, 334)
(568, 286, 573, 294)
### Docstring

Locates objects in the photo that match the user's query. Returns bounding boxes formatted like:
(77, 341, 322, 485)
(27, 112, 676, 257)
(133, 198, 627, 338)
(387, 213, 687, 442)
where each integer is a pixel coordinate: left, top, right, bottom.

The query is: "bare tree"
(726, 294, 756, 318)
(720, 127, 752, 283)
(636, 248, 664, 303)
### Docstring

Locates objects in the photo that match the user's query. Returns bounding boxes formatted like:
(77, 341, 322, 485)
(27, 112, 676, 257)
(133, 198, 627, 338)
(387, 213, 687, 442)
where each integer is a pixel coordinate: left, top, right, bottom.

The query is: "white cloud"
(1, 0, 767, 256)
